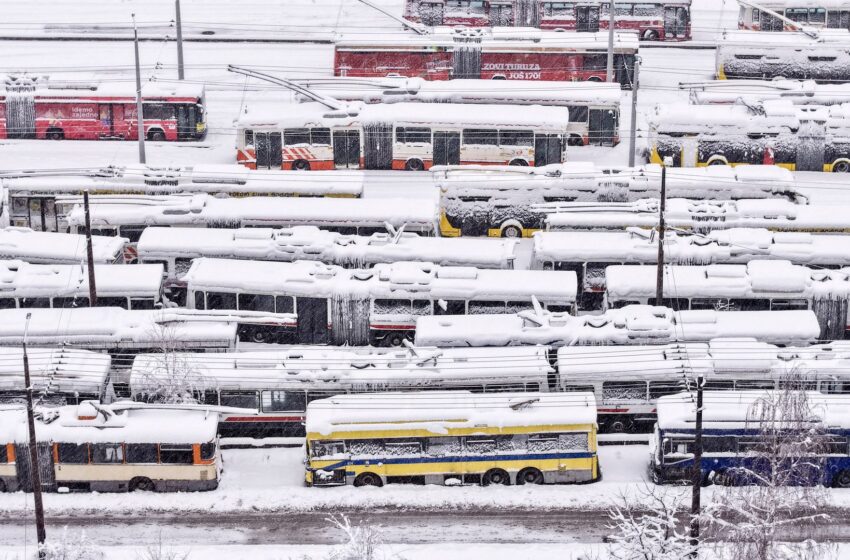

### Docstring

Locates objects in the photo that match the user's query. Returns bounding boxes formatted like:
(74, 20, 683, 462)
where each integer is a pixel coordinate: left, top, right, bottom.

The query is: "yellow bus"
(305, 391, 599, 487)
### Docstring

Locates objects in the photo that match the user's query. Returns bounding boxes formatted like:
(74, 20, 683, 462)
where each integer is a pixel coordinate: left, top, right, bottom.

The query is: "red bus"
(404, 1, 691, 41)
(0, 77, 207, 141)
(334, 28, 639, 88)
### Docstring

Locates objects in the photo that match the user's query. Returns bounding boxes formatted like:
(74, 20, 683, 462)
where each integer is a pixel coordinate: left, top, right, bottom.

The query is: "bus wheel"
(483, 469, 510, 486)
(292, 160, 311, 171)
(713, 470, 733, 487)
(354, 472, 383, 487)
(147, 130, 166, 141)
(501, 224, 522, 238)
(708, 158, 727, 166)
(833, 470, 850, 488)
(382, 332, 407, 347)
(130, 477, 155, 492)
(405, 158, 425, 171)
(516, 467, 544, 485)
(251, 328, 271, 344)
(509, 159, 529, 167)
(0, 479, 6, 492)
(567, 135, 584, 147)
(606, 417, 632, 434)
(833, 161, 850, 173)
(46, 128, 64, 140)
(644, 30, 659, 41)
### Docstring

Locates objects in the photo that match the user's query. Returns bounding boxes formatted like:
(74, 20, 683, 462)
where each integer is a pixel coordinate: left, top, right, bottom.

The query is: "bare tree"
(38, 528, 103, 560)
(135, 532, 189, 560)
(133, 322, 207, 404)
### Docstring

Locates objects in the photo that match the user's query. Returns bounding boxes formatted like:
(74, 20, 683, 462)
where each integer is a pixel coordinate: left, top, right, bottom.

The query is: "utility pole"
(22, 313, 47, 557)
(606, 0, 616, 83)
(132, 13, 147, 164)
(628, 55, 641, 167)
(655, 164, 667, 304)
(83, 191, 98, 307)
(175, 0, 185, 80)
(690, 374, 704, 556)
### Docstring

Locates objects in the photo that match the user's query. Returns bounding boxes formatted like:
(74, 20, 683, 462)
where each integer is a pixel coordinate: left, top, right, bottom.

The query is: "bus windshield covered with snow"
(304, 391, 599, 487)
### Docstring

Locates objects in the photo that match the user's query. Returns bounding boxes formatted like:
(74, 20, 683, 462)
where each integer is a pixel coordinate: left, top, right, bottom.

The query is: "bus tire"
(129, 477, 156, 492)
(405, 158, 425, 171)
(833, 161, 850, 173)
(46, 128, 64, 140)
(0, 479, 6, 492)
(501, 224, 522, 238)
(605, 417, 632, 434)
(147, 129, 166, 141)
(707, 157, 728, 166)
(292, 159, 311, 171)
(833, 470, 850, 488)
(251, 328, 272, 344)
(644, 30, 659, 41)
(381, 332, 407, 347)
(587, 76, 602, 82)
(354, 472, 383, 487)
(567, 134, 584, 147)
(509, 159, 529, 166)
(516, 467, 544, 485)
(482, 468, 510, 486)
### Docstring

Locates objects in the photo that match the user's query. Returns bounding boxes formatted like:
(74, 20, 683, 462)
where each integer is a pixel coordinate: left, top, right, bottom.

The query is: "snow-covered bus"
(182, 258, 577, 346)
(130, 346, 553, 437)
(0, 402, 222, 492)
(437, 163, 803, 238)
(531, 228, 850, 310)
(1, 165, 363, 235)
(334, 28, 638, 87)
(738, 2, 850, 31)
(236, 101, 571, 171)
(716, 30, 850, 83)
(298, 78, 622, 147)
(685, 79, 850, 107)
(137, 226, 519, 284)
(0, 347, 111, 406)
(0, 228, 126, 264)
(404, 0, 691, 40)
(604, 261, 850, 340)
(305, 391, 599, 487)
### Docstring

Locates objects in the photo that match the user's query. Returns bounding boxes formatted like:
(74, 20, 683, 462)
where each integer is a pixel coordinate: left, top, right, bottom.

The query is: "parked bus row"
(738, 1, 850, 32)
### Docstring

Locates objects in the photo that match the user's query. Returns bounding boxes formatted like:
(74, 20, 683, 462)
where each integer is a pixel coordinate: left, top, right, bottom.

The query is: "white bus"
(136, 226, 519, 285)
(236, 101, 572, 171)
(182, 258, 577, 346)
(0, 347, 111, 405)
(130, 346, 553, 437)
(684, 79, 850, 107)
(0, 227, 126, 264)
(0, 401, 222, 493)
(738, 2, 850, 31)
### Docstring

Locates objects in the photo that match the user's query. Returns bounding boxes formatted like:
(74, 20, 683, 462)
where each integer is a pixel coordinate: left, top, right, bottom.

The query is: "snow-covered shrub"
(38, 528, 103, 560)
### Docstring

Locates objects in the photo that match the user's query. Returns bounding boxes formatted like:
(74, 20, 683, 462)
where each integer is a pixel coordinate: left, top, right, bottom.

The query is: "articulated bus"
(305, 391, 599, 487)
(334, 28, 638, 88)
(716, 30, 850, 83)
(650, 100, 850, 171)
(404, 0, 690, 40)
(0, 402, 221, 492)
(236, 102, 571, 171)
(652, 391, 850, 487)
(739, 2, 850, 31)
(437, 163, 802, 238)
(0, 77, 206, 141)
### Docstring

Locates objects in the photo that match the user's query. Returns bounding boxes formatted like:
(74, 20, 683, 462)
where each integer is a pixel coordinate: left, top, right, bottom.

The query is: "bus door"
(27, 197, 59, 232)
(333, 130, 361, 169)
(433, 131, 461, 165)
(534, 134, 564, 166)
(15, 442, 57, 492)
(176, 104, 194, 140)
(296, 297, 330, 345)
(490, 2, 514, 26)
(663, 6, 689, 38)
(796, 118, 826, 172)
(255, 132, 283, 170)
(98, 104, 115, 137)
(363, 124, 393, 170)
(576, 5, 600, 32)
(588, 109, 617, 146)
(827, 10, 850, 29)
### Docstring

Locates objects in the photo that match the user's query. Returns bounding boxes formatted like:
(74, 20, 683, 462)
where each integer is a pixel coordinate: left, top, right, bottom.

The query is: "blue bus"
(650, 391, 850, 488)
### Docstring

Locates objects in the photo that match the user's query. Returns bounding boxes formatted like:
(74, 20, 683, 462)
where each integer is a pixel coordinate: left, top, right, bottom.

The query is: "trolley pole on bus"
(83, 191, 98, 307)
(606, 1, 616, 82)
(175, 0, 185, 80)
(655, 163, 667, 303)
(628, 56, 641, 167)
(690, 374, 704, 556)
(132, 14, 147, 164)
(22, 313, 47, 558)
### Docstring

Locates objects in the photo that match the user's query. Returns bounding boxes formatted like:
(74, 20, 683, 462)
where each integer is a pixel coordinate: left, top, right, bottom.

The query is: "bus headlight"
(196, 122, 206, 132)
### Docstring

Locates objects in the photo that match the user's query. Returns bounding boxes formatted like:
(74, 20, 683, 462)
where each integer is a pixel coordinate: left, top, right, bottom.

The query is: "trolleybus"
(0, 347, 111, 406)
(0, 228, 126, 264)
(739, 2, 850, 31)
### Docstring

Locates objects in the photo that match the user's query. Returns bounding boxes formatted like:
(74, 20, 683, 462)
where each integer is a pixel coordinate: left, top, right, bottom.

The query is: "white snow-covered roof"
(65, 194, 438, 233)
(130, 346, 553, 393)
(0, 261, 163, 299)
(686, 79, 850, 106)
(719, 29, 850, 47)
(606, 261, 850, 301)
(0, 402, 218, 445)
(754, 0, 850, 8)
(543, 198, 850, 233)
(137, 226, 517, 270)
(0, 347, 110, 396)
(0, 228, 126, 264)
(183, 258, 577, 304)
(414, 305, 821, 347)
(0, 165, 363, 198)
(305, 391, 597, 436)
(655, 391, 850, 431)
(0, 308, 237, 349)
(0, 79, 204, 101)
(531, 228, 850, 267)
(238, 101, 571, 130)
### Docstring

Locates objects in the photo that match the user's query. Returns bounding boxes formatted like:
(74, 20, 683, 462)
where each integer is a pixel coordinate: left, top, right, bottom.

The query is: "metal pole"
(22, 313, 47, 557)
(690, 375, 704, 555)
(606, 0, 616, 83)
(83, 191, 98, 307)
(132, 14, 146, 164)
(175, 0, 185, 80)
(655, 165, 666, 304)
(628, 56, 640, 167)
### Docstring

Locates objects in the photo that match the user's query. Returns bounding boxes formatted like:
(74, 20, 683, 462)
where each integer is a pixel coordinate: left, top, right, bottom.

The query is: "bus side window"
(649, 380, 685, 399)
(19, 297, 50, 308)
(771, 299, 809, 311)
(703, 380, 734, 391)
(569, 106, 589, 123)
(735, 379, 776, 390)
(159, 444, 194, 464)
(0, 298, 16, 309)
(311, 128, 331, 145)
(462, 129, 498, 145)
(126, 443, 158, 463)
(118, 226, 146, 244)
(206, 292, 237, 310)
(276, 295, 295, 314)
(427, 436, 462, 457)
(54, 296, 90, 309)
(238, 293, 275, 313)
(220, 391, 259, 409)
(602, 381, 648, 401)
(57, 443, 89, 464)
(499, 130, 533, 146)
(262, 390, 307, 412)
(194, 291, 205, 310)
(244, 129, 254, 146)
(98, 297, 130, 310)
(0, 445, 7, 463)
(312, 440, 345, 458)
(91, 443, 124, 464)
(284, 128, 311, 146)
(468, 301, 506, 314)
(130, 298, 156, 310)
